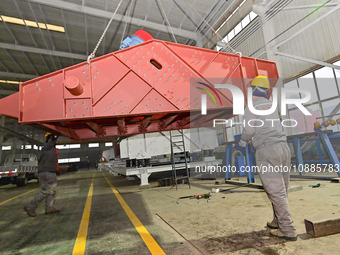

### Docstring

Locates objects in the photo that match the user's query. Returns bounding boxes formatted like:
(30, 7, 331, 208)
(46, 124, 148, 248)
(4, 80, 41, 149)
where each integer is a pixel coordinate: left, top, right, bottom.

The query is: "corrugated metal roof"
(0, 0, 238, 95)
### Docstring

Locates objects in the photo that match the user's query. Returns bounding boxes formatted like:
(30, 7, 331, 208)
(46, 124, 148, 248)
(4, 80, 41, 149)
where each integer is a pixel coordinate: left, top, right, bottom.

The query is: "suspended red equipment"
(0, 31, 279, 140)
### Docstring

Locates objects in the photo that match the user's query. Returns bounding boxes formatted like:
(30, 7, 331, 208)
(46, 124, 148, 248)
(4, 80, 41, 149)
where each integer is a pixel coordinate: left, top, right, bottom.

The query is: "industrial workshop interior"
(1, 0, 340, 254)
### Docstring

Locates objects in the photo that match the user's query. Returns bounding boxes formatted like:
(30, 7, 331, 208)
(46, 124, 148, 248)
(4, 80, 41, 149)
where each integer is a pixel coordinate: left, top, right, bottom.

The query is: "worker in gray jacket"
(24, 132, 60, 217)
(239, 75, 297, 241)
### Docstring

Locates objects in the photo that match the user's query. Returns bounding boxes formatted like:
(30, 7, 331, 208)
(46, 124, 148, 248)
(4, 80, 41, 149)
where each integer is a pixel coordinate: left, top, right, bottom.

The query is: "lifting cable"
(87, 0, 124, 63)
(180, 0, 242, 56)
(155, 0, 177, 43)
(120, 0, 135, 47)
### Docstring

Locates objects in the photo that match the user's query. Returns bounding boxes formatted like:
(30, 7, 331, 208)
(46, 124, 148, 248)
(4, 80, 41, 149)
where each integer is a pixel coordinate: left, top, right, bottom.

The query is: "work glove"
(238, 139, 247, 148)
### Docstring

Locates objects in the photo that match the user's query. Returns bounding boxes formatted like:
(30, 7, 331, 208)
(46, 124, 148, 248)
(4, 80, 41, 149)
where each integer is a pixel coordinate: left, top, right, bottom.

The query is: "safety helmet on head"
(45, 132, 57, 142)
(250, 75, 270, 97)
(45, 132, 52, 138)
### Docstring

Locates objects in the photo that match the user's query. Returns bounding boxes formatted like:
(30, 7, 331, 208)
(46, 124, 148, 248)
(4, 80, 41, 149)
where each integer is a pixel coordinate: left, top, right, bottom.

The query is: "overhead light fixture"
(0, 80, 21, 84)
(0, 15, 65, 33)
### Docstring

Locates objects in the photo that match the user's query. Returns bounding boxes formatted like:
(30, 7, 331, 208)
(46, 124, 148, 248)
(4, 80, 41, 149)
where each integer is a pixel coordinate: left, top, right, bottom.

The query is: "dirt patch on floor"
(195, 230, 285, 254)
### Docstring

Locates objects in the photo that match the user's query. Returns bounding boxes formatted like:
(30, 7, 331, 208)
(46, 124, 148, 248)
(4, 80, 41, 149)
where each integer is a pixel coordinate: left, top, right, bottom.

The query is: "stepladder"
(169, 130, 191, 190)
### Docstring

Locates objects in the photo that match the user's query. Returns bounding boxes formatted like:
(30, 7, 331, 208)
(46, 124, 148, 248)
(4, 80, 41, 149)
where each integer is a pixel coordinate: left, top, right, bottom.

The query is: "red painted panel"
(202, 53, 240, 79)
(20, 71, 64, 122)
(131, 89, 178, 114)
(0, 92, 19, 119)
(256, 59, 279, 87)
(241, 57, 258, 78)
(92, 71, 152, 117)
(91, 55, 129, 104)
(65, 98, 92, 119)
(117, 41, 195, 109)
(166, 44, 218, 73)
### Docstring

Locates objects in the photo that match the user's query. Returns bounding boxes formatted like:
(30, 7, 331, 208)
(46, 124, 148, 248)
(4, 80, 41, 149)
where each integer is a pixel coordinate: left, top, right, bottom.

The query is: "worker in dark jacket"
(239, 76, 297, 241)
(24, 133, 60, 217)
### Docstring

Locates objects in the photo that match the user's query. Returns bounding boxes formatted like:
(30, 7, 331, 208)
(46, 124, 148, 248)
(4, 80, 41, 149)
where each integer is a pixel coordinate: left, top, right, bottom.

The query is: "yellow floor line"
(72, 173, 95, 255)
(0, 188, 38, 206)
(103, 174, 166, 255)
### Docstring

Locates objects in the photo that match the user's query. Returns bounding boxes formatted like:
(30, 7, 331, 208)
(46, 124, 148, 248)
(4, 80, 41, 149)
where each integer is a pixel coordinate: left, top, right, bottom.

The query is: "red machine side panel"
(91, 55, 130, 104)
(93, 71, 152, 116)
(0, 39, 280, 140)
(20, 71, 64, 122)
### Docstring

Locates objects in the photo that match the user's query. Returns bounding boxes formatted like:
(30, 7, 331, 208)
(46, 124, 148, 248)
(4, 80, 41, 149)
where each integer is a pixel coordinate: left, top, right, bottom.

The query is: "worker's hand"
(238, 140, 247, 147)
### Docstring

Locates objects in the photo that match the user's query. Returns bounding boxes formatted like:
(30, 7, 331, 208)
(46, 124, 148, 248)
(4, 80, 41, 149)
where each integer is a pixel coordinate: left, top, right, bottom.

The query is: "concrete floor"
(0, 169, 340, 255)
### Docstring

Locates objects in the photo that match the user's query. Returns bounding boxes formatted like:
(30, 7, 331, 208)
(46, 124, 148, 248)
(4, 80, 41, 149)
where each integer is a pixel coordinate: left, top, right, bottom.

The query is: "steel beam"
(0, 71, 37, 80)
(0, 90, 17, 96)
(278, 3, 337, 11)
(257, 0, 277, 7)
(139, 116, 152, 132)
(0, 42, 87, 60)
(274, 51, 340, 70)
(86, 121, 105, 135)
(305, 217, 340, 237)
(25, 0, 198, 41)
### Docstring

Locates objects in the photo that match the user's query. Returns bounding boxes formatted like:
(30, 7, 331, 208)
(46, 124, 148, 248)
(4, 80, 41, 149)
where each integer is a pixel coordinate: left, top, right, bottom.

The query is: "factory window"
(33, 145, 39, 150)
(321, 99, 340, 131)
(69, 144, 81, 149)
(241, 15, 251, 28)
(227, 30, 235, 42)
(58, 158, 80, 163)
(25, 145, 32, 149)
(288, 108, 306, 134)
(234, 23, 242, 35)
(334, 60, 340, 92)
(88, 143, 99, 148)
(315, 67, 338, 101)
(56, 145, 69, 149)
(217, 11, 258, 50)
(304, 104, 322, 133)
(249, 11, 257, 20)
(56, 144, 81, 149)
(284, 80, 299, 110)
(2, 146, 11, 150)
(298, 73, 318, 104)
(285, 59, 340, 135)
(216, 0, 246, 33)
(105, 142, 113, 147)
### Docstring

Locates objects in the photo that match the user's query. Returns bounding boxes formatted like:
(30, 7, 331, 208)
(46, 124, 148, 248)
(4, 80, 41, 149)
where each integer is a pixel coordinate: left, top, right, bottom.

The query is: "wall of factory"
(214, 0, 340, 138)
(213, 0, 340, 79)
(262, 0, 340, 78)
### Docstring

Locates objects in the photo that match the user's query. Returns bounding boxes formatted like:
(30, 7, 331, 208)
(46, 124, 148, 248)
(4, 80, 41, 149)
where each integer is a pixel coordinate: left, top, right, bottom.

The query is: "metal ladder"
(169, 130, 191, 190)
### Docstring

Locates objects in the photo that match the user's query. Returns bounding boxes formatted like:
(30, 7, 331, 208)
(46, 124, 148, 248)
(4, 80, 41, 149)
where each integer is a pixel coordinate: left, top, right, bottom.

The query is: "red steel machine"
(0, 31, 279, 141)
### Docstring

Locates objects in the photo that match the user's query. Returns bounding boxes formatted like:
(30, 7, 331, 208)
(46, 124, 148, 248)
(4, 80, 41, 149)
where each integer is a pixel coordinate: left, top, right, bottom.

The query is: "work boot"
(270, 228, 297, 241)
(45, 207, 60, 214)
(24, 206, 36, 217)
(267, 219, 279, 229)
